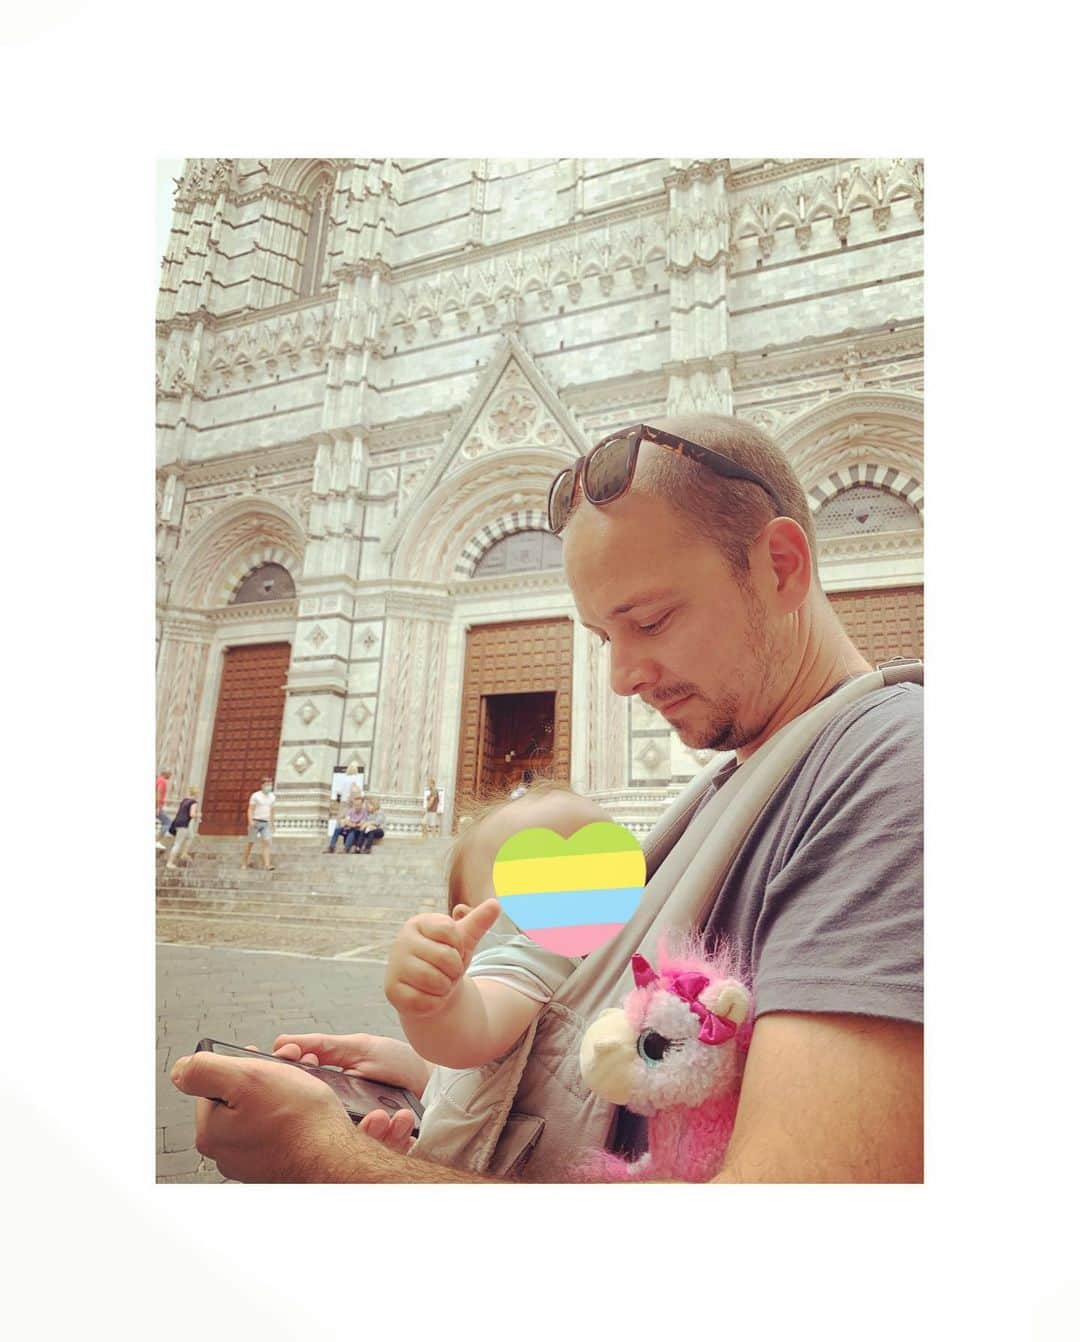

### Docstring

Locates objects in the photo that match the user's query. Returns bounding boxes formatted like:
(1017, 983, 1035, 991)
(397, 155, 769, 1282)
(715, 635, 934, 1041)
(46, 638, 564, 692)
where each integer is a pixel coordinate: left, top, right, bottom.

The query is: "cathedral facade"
(155, 157, 924, 838)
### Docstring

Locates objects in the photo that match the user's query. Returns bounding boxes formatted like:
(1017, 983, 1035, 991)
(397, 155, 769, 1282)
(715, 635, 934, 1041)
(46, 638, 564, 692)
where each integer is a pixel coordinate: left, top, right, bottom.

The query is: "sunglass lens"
(585, 435, 633, 503)
(549, 470, 576, 532)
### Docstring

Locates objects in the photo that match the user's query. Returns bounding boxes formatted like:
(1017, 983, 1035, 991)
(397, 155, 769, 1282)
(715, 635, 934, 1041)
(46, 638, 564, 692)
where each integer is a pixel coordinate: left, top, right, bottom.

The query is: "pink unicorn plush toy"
(578, 938, 753, 1181)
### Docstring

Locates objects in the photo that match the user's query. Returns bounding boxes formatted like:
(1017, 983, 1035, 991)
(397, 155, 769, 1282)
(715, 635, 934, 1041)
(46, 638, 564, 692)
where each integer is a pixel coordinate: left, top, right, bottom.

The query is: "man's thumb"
(458, 897, 501, 956)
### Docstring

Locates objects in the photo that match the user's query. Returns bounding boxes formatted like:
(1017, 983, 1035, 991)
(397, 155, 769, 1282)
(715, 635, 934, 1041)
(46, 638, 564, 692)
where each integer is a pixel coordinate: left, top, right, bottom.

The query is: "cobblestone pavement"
(156, 943, 403, 1183)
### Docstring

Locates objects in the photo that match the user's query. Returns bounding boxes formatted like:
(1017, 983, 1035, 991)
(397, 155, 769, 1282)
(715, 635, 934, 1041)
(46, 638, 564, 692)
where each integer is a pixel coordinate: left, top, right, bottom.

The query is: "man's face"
(563, 485, 785, 752)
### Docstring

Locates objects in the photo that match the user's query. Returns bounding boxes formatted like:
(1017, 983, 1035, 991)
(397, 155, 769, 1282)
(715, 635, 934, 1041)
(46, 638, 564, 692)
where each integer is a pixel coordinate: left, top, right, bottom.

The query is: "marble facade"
(156, 157, 924, 836)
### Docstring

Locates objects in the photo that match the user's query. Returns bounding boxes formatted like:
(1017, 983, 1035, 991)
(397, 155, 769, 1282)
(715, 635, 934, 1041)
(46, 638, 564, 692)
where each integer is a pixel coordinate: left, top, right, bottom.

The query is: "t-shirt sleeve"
(467, 933, 579, 1004)
(752, 689, 923, 1023)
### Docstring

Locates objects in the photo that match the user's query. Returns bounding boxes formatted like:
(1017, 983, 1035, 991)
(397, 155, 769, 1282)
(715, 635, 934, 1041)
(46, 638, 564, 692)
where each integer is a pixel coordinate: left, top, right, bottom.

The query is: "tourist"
(165, 786, 200, 869)
(328, 797, 368, 853)
(241, 777, 276, 871)
(173, 414, 922, 1184)
(421, 777, 442, 838)
(155, 768, 172, 850)
(353, 797, 385, 853)
(332, 761, 364, 805)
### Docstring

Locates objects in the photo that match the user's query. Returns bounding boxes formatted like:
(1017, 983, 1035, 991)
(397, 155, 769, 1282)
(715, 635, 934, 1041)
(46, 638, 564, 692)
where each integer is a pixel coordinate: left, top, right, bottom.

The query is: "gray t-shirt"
(700, 681, 923, 1022)
(614, 681, 922, 1159)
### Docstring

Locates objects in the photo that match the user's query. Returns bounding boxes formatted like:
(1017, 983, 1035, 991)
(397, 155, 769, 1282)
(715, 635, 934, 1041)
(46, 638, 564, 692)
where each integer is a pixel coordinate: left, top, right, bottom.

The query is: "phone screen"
(194, 1039, 424, 1132)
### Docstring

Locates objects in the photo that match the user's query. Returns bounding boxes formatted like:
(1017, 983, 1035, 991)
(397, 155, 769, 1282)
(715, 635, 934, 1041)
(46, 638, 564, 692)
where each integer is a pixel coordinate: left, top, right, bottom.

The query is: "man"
(165, 785, 200, 869)
(421, 777, 442, 838)
(155, 768, 172, 851)
(172, 414, 922, 1183)
(327, 796, 368, 853)
(240, 777, 276, 871)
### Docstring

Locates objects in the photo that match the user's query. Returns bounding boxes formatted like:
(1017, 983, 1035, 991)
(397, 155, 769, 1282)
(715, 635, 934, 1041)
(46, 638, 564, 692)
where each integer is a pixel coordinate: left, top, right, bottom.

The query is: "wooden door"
(455, 619, 572, 818)
(201, 642, 291, 834)
(828, 586, 923, 666)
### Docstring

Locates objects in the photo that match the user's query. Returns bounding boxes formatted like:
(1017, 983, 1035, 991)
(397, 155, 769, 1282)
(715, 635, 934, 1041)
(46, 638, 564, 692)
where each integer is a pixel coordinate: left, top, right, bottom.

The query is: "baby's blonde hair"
(445, 780, 582, 915)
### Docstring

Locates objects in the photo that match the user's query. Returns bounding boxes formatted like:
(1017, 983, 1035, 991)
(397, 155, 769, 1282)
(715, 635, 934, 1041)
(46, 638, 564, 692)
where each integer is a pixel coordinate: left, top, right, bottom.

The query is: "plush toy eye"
(637, 1030, 671, 1064)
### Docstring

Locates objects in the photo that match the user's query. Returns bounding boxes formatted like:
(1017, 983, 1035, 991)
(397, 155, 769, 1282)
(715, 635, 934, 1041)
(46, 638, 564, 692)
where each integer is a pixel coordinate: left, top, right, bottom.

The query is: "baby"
(274, 782, 615, 1166)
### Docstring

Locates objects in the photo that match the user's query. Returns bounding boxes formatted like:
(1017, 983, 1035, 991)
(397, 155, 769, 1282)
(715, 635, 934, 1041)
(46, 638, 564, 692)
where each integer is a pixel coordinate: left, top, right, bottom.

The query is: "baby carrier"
(413, 661, 924, 1179)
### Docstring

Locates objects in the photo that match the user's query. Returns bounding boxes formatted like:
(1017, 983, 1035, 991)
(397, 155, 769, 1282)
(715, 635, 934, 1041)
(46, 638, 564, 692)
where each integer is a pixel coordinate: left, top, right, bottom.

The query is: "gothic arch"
(391, 449, 568, 584)
(168, 497, 306, 609)
(455, 509, 552, 578)
(775, 390, 924, 513)
(268, 158, 339, 195)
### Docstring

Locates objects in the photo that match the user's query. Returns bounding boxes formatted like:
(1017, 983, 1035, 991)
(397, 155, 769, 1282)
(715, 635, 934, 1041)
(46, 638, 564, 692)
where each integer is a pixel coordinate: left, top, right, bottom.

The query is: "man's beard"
(671, 589, 781, 752)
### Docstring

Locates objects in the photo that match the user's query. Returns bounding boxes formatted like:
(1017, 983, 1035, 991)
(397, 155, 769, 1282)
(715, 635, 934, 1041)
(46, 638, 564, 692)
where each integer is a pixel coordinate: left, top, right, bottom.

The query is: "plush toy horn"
(631, 953, 658, 988)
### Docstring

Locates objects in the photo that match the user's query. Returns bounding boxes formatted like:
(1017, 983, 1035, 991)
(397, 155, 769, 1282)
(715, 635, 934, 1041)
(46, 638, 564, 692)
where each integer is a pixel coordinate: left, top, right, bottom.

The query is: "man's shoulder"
(815, 681, 922, 757)
(781, 682, 922, 816)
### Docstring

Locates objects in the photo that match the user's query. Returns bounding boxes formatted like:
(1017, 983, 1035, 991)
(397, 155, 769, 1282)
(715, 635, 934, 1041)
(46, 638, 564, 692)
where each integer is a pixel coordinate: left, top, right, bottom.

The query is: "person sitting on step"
(353, 797, 385, 853)
(328, 798, 369, 853)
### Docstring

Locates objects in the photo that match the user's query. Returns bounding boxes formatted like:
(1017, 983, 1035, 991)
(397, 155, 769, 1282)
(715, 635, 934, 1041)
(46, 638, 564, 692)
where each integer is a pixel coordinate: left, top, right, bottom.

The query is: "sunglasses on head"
(546, 423, 786, 535)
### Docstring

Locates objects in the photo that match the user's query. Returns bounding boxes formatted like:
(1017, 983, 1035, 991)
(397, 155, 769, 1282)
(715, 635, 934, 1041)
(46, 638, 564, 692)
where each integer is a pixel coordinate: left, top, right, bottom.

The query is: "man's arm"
(171, 1052, 492, 1184)
(711, 1011, 923, 1183)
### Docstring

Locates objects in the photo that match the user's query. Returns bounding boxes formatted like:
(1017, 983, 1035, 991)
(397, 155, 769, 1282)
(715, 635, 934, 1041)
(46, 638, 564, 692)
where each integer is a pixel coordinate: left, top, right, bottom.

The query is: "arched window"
(474, 529, 563, 577)
(815, 485, 922, 539)
(298, 170, 334, 298)
(230, 562, 296, 604)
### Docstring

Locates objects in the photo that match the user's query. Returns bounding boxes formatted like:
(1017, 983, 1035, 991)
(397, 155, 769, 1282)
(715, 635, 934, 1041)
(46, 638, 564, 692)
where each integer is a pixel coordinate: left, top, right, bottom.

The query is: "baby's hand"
(384, 898, 500, 1019)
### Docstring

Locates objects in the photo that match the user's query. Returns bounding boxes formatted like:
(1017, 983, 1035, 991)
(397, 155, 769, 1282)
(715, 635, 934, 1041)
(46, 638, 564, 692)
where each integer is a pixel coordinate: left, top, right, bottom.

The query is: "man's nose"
(609, 644, 659, 699)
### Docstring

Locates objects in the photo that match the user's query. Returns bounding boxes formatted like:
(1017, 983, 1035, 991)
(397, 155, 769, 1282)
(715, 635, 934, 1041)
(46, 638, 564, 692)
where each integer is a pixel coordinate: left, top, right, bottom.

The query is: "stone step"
(156, 867, 448, 889)
(155, 900, 415, 931)
(156, 854, 451, 878)
(156, 891, 435, 917)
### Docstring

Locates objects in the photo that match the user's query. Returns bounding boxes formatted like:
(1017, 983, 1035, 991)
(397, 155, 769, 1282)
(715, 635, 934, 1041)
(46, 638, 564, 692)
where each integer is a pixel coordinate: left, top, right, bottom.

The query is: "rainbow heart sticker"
(492, 822, 646, 956)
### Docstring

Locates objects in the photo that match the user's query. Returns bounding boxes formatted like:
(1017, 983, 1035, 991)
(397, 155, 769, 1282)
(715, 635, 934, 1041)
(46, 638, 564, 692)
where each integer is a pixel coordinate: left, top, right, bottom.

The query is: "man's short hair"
(633, 414, 818, 585)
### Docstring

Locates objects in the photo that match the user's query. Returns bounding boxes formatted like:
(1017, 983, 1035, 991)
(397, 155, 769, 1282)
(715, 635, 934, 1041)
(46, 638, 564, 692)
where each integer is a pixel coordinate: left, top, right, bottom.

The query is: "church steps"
(155, 835, 456, 956)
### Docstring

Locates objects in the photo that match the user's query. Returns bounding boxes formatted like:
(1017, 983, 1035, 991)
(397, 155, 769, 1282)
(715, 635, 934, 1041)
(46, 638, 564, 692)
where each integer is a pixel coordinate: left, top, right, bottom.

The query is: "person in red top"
(155, 769, 172, 852)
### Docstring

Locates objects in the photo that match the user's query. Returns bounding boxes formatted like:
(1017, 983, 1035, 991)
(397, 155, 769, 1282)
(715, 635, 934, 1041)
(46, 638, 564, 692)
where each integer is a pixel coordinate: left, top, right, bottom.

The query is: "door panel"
(828, 586, 923, 665)
(456, 619, 572, 819)
(201, 642, 291, 835)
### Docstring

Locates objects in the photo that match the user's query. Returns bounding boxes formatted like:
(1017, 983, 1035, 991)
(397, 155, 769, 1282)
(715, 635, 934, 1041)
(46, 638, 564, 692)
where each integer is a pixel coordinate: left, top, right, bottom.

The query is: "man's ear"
(755, 517, 813, 613)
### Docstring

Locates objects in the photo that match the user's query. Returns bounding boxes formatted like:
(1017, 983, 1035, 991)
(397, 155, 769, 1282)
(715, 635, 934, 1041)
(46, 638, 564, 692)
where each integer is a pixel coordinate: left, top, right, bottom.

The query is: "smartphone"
(194, 1038, 424, 1133)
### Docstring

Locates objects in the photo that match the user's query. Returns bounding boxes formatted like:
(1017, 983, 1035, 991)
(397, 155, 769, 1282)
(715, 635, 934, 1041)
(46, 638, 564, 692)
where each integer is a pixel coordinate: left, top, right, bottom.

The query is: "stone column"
(368, 586, 453, 833)
(273, 431, 367, 833)
(664, 159, 735, 416)
(156, 613, 213, 805)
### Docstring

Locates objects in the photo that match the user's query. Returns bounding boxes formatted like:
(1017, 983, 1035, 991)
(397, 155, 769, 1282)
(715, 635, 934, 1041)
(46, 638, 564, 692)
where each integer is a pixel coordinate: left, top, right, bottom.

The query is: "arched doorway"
(455, 617, 573, 818)
(200, 641, 292, 834)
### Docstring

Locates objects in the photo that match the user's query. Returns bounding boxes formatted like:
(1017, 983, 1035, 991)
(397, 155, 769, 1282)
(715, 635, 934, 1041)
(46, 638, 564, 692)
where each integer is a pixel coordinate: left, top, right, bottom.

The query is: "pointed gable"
(380, 333, 588, 556)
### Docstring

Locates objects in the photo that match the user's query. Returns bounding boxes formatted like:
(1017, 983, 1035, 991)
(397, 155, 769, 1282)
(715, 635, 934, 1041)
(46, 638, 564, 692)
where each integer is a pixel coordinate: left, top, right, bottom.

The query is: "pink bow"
(631, 954, 738, 1047)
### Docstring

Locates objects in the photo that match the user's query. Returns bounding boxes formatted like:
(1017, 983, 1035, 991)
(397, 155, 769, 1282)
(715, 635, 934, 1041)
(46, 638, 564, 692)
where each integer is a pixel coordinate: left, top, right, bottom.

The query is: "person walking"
(353, 796, 385, 853)
(165, 786, 200, 869)
(241, 777, 276, 870)
(421, 778, 443, 838)
(155, 768, 172, 850)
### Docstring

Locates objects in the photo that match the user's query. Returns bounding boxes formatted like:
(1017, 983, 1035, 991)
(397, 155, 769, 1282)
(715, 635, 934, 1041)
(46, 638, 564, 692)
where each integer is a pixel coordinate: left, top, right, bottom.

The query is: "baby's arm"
(385, 900, 541, 1069)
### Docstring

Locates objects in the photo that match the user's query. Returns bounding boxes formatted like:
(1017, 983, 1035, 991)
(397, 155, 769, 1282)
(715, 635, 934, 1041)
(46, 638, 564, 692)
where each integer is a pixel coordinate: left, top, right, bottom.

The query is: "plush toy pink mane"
(577, 933, 753, 1182)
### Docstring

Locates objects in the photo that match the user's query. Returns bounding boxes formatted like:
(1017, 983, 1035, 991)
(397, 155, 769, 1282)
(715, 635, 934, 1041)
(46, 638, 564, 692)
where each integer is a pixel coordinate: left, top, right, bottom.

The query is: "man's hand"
(170, 1052, 360, 1183)
(271, 1032, 432, 1096)
(384, 899, 500, 1020)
